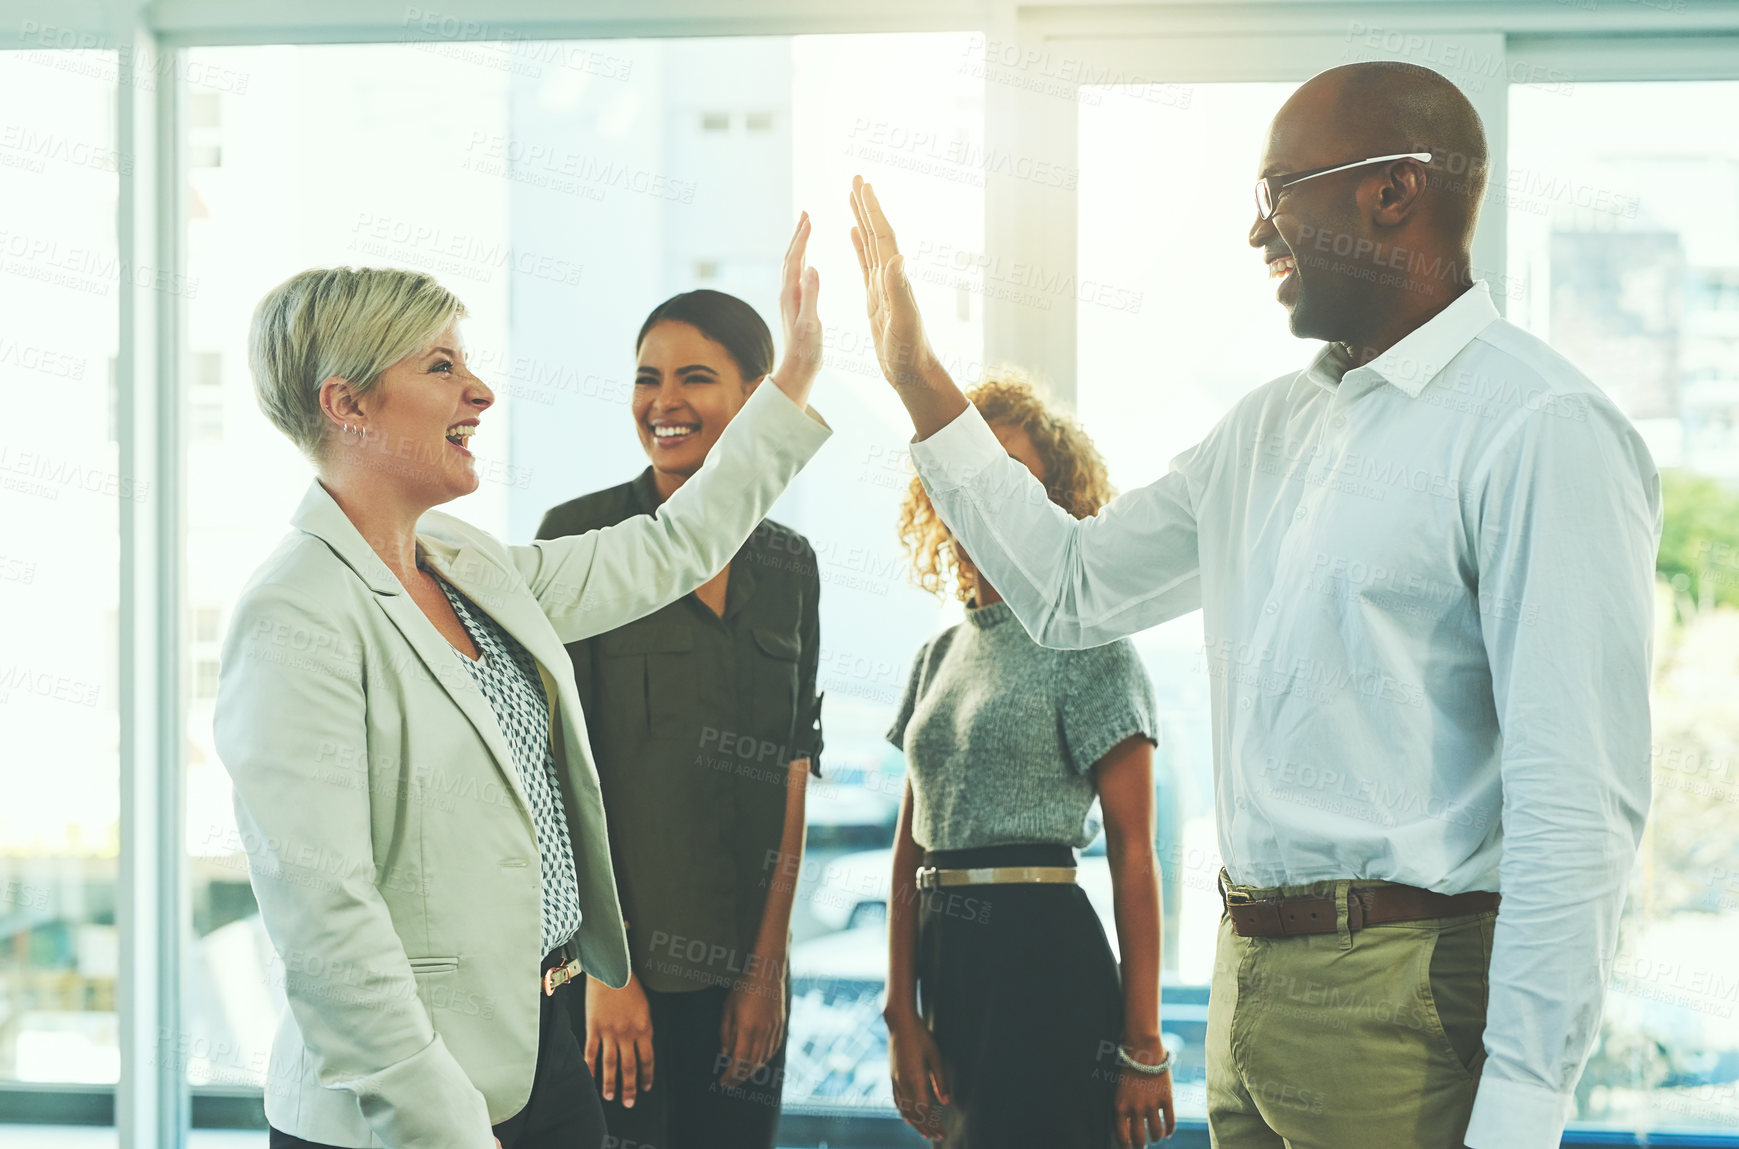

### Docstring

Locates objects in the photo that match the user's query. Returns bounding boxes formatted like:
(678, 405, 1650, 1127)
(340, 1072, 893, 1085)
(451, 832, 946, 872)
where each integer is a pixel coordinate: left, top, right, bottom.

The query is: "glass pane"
(1510, 81, 1739, 1138)
(1078, 81, 1303, 1117)
(0, 47, 121, 1097)
(180, 34, 982, 1124)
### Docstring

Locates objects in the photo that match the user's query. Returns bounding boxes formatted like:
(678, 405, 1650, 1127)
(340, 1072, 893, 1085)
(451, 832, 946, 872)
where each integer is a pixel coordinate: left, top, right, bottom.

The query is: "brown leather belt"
(1220, 873, 1499, 939)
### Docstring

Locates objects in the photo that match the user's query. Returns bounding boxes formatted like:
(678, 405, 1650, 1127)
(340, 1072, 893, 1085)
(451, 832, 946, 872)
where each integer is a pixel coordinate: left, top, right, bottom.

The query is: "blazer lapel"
(286, 481, 534, 821)
(424, 539, 573, 704)
(371, 590, 535, 821)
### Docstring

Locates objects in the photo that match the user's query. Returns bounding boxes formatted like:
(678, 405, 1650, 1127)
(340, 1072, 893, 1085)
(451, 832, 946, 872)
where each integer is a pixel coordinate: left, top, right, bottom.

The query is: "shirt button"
(1235, 795, 1247, 808)
(1264, 601, 1278, 615)
(1239, 697, 1253, 711)
(1294, 506, 1308, 520)
(1333, 415, 1347, 428)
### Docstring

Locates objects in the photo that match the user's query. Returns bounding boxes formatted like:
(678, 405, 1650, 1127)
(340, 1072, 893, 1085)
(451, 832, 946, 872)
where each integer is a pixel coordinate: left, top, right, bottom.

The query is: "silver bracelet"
(1116, 1044, 1173, 1075)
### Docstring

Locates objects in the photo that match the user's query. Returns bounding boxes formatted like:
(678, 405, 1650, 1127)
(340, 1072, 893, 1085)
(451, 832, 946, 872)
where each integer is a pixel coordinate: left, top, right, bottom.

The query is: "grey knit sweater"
(887, 599, 1158, 850)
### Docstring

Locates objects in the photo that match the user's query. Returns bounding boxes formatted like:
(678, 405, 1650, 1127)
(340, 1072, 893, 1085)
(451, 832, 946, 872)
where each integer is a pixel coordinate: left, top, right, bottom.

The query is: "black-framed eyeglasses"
(1254, 151, 1433, 221)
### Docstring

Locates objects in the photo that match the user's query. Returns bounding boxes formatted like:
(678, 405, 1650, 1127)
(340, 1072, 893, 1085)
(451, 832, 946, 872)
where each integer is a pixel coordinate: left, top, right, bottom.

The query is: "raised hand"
(848, 176, 969, 438)
(849, 176, 941, 391)
(769, 212, 823, 408)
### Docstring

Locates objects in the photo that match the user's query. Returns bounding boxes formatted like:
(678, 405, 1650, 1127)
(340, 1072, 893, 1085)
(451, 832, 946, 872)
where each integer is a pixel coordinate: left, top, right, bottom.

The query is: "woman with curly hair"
(883, 371, 1176, 1149)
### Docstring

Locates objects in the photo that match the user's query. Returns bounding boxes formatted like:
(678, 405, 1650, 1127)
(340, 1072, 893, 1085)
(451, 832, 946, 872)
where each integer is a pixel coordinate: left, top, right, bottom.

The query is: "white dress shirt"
(909, 281, 1662, 1149)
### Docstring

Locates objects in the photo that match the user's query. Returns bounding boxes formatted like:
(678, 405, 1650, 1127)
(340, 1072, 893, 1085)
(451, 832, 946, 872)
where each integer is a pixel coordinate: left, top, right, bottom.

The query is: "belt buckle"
(1218, 869, 1256, 906)
(542, 959, 581, 997)
(914, 866, 938, 891)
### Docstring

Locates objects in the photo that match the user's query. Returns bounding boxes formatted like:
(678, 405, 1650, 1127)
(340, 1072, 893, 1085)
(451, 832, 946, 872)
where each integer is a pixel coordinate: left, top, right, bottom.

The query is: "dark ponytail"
(635, 289, 775, 382)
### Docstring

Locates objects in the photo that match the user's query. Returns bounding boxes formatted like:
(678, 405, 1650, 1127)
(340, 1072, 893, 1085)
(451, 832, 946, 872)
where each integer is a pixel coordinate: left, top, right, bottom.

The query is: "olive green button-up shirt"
(538, 468, 823, 993)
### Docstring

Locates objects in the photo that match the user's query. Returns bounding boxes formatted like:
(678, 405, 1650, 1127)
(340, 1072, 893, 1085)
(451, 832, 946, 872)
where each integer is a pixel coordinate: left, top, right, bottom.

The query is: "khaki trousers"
(1206, 876, 1496, 1149)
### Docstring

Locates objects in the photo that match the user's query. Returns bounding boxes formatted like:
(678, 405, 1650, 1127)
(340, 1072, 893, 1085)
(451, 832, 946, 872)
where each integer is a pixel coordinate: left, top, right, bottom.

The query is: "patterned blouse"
(429, 567, 583, 955)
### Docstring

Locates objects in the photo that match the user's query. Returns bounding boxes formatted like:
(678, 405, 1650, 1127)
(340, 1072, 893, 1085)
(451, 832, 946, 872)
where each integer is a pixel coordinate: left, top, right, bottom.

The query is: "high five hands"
(848, 175, 971, 438)
(769, 212, 824, 409)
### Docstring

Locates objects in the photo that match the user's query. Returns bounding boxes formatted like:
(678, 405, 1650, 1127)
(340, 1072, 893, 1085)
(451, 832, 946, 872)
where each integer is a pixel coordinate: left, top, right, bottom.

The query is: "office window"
(1076, 81, 1305, 1118)
(1509, 81, 1739, 1137)
(187, 91, 223, 169)
(0, 50, 122, 1095)
(188, 352, 223, 444)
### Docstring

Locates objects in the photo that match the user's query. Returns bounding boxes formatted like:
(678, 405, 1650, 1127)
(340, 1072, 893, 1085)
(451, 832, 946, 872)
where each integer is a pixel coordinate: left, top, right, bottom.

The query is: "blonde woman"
(883, 373, 1175, 1148)
(214, 219, 826, 1149)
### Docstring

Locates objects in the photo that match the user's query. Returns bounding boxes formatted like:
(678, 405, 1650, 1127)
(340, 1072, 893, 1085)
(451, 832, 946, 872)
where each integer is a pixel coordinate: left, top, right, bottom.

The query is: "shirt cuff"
(1464, 1073, 1575, 1149)
(907, 401, 1003, 493)
(752, 376, 833, 437)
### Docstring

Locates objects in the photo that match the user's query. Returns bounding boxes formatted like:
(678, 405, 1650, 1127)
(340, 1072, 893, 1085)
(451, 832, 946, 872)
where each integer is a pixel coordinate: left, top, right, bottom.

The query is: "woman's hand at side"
(885, 1008, 951, 1141)
(768, 212, 823, 410)
(584, 974, 655, 1109)
(1113, 1049, 1175, 1147)
(718, 961, 787, 1090)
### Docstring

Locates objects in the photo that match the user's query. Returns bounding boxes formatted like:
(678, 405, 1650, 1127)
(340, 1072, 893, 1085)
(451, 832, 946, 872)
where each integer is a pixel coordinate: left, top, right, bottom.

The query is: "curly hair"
(896, 368, 1115, 603)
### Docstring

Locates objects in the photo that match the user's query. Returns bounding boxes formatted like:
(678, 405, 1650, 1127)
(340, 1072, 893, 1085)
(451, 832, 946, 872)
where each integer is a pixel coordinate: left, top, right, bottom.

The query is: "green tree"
(1655, 469, 1739, 614)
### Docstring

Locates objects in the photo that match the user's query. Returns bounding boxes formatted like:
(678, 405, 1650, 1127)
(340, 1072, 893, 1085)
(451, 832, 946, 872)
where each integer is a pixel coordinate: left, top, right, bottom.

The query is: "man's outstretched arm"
(848, 175, 1205, 647)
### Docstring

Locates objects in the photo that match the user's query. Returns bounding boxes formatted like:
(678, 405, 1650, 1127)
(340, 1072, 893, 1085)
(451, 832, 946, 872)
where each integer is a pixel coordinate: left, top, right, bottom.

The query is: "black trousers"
(917, 843, 1125, 1149)
(269, 951, 608, 1149)
(569, 981, 789, 1149)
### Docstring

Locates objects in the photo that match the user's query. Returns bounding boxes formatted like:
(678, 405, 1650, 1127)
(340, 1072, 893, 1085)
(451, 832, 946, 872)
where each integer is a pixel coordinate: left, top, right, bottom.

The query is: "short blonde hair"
(248, 267, 467, 458)
(897, 368, 1115, 602)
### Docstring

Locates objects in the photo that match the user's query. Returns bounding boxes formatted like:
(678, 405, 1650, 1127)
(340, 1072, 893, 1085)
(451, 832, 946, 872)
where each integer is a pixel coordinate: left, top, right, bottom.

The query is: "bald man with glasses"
(849, 61, 1660, 1149)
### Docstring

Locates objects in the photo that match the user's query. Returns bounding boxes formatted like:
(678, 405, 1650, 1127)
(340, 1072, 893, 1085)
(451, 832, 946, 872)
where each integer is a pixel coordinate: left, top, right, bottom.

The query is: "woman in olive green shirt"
(537, 289, 822, 1149)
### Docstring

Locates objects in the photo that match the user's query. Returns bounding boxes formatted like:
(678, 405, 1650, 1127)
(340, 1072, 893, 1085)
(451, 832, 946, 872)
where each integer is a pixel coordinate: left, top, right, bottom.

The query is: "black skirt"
(916, 843, 1124, 1149)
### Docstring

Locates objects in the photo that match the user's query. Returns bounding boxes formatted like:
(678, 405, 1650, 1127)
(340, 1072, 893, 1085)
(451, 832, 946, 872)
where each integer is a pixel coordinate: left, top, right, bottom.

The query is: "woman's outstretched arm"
(510, 215, 829, 641)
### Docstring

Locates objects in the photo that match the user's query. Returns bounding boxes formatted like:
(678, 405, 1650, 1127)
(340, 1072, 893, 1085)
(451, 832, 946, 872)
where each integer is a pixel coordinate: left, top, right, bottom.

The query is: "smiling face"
(1248, 80, 1375, 344)
(342, 319, 494, 507)
(632, 319, 759, 490)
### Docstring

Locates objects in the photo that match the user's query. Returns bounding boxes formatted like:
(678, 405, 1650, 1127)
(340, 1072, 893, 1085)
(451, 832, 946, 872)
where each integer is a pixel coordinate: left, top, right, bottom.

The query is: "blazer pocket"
(407, 956, 460, 975)
(600, 622, 695, 738)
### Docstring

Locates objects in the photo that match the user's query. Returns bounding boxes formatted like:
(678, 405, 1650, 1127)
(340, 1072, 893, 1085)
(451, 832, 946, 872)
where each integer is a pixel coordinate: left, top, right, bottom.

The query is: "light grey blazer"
(214, 383, 829, 1147)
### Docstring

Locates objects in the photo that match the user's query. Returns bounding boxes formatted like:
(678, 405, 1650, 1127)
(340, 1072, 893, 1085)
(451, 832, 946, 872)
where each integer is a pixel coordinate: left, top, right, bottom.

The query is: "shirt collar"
(1298, 280, 1500, 399)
